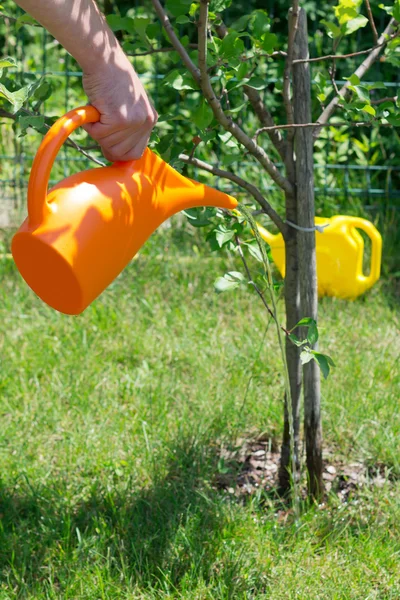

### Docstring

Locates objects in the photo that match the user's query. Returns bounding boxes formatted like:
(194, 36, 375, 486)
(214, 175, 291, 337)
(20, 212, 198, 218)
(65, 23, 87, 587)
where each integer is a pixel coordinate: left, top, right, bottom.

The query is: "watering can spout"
(136, 148, 238, 216)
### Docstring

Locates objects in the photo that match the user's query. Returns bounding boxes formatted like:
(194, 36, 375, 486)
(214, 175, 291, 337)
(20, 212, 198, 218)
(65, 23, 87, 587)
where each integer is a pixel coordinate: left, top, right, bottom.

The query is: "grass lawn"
(0, 224, 399, 599)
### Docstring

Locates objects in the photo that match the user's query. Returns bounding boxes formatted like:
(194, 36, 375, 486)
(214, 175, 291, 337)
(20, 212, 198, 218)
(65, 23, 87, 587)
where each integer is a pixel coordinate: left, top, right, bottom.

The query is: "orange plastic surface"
(12, 106, 238, 315)
(257, 215, 382, 299)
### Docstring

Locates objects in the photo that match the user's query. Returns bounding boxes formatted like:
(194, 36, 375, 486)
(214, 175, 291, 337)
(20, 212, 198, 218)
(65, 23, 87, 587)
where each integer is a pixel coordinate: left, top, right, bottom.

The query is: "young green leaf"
(300, 349, 315, 365)
(0, 57, 17, 69)
(18, 114, 45, 133)
(214, 271, 245, 293)
(311, 351, 336, 379)
(193, 100, 214, 130)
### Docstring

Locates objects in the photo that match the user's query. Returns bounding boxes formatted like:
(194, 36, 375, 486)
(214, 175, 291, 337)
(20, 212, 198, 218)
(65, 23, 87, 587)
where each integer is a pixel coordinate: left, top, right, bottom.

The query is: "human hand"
(82, 50, 158, 162)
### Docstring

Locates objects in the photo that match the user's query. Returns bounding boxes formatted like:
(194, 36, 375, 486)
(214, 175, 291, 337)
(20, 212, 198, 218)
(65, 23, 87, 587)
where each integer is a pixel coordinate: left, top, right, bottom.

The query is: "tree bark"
(292, 8, 323, 499)
(278, 9, 302, 497)
(278, 193, 301, 494)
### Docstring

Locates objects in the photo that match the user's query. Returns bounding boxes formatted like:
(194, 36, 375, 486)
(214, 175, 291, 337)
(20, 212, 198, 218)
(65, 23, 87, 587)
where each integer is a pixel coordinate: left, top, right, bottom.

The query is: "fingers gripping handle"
(27, 105, 101, 226)
(347, 217, 382, 287)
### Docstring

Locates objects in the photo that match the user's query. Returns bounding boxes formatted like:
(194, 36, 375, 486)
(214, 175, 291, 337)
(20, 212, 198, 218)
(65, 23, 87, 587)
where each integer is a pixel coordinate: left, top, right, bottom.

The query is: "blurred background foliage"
(0, 0, 399, 276)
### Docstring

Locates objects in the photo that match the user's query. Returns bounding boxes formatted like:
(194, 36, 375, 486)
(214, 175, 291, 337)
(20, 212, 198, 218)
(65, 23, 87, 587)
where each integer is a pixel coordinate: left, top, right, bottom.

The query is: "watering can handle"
(345, 216, 382, 286)
(27, 105, 101, 225)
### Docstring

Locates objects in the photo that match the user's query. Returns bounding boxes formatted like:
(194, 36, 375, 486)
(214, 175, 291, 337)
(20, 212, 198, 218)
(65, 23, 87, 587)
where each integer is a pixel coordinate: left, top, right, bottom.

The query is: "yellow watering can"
(257, 216, 382, 299)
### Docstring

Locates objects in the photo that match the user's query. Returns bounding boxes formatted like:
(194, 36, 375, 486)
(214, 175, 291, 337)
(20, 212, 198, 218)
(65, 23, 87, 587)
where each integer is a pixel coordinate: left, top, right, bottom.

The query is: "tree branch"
(179, 153, 287, 234)
(293, 33, 399, 64)
(244, 85, 287, 162)
(193, 0, 293, 195)
(151, 0, 292, 193)
(150, 0, 200, 82)
(364, 0, 379, 45)
(126, 45, 197, 58)
(253, 120, 386, 138)
(315, 18, 397, 136)
(211, 18, 289, 172)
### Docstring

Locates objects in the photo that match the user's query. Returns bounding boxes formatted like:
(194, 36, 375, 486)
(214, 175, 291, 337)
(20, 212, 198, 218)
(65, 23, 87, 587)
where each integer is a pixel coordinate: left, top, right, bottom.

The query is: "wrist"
(82, 42, 131, 79)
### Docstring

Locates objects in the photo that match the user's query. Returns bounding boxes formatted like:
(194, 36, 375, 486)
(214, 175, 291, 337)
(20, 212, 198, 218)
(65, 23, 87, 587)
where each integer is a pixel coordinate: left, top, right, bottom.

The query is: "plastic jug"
(257, 216, 382, 299)
(12, 106, 238, 315)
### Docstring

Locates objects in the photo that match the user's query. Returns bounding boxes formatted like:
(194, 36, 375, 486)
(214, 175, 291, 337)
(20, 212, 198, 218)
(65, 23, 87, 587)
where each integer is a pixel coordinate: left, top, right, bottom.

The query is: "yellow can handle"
(345, 216, 382, 287)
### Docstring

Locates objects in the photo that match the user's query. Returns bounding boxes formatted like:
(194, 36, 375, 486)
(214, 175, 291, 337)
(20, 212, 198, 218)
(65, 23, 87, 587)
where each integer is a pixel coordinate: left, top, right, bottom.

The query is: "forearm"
(13, 0, 120, 74)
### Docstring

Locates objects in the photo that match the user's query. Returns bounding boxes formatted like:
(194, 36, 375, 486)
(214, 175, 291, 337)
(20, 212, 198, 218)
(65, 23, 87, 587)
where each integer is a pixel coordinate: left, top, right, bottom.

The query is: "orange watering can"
(12, 105, 238, 315)
(257, 216, 382, 299)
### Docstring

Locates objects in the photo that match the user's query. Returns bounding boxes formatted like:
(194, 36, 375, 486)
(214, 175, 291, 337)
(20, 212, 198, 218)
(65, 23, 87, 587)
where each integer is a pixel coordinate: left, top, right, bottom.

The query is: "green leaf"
(320, 19, 342, 38)
(211, 0, 232, 12)
(349, 84, 370, 103)
(291, 317, 319, 345)
(163, 69, 197, 90)
(348, 73, 360, 86)
(33, 79, 53, 102)
(251, 10, 271, 37)
(0, 57, 17, 69)
(237, 62, 249, 80)
(231, 14, 251, 32)
(0, 83, 27, 113)
(289, 333, 307, 347)
(361, 104, 376, 116)
(219, 32, 245, 61)
(393, 0, 400, 21)
(193, 100, 213, 130)
(311, 351, 335, 379)
(106, 15, 135, 33)
(18, 114, 45, 136)
(15, 14, 39, 30)
(244, 241, 263, 262)
(214, 271, 245, 294)
(385, 114, 400, 126)
(165, 0, 192, 17)
(300, 349, 315, 365)
(293, 317, 316, 328)
(343, 14, 368, 35)
(176, 15, 190, 24)
(183, 207, 215, 227)
(246, 77, 268, 90)
(216, 226, 235, 247)
(261, 32, 278, 53)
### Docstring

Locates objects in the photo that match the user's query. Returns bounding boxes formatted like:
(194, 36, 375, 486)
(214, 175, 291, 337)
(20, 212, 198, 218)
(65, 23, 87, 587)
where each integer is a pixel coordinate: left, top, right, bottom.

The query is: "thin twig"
(1, 107, 106, 166)
(328, 61, 339, 96)
(315, 18, 397, 136)
(253, 120, 384, 139)
(179, 153, 286, 234)
(126, 43, 198, 58)
(235, 233, 289, 335)
(293, 34, 399, 63)
(364, 0, 379, 45)
(371, 95, 398, 105)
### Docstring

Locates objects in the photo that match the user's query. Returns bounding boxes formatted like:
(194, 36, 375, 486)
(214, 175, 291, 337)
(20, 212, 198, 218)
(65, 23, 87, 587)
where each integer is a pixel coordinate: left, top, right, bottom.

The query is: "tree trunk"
(278, 195, 301, 494)
(292, 8, 323, 499)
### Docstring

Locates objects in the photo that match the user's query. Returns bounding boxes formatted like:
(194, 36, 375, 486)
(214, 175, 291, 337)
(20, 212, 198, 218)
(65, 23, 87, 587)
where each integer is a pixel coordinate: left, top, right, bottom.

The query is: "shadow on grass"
(0, 438, 251, 595)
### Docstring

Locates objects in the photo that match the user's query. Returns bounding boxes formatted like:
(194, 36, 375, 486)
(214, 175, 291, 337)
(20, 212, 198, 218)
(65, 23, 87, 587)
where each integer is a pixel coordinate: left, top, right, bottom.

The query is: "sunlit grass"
(0, 224, 399, 598)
